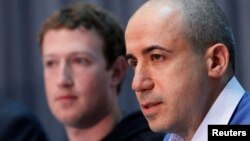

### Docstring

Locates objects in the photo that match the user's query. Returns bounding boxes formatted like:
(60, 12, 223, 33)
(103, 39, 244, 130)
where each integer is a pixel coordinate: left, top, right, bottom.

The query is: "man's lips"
(142, 101, 162, 109)
(56, 95, 78, 101)
(141, 101, 162, 117)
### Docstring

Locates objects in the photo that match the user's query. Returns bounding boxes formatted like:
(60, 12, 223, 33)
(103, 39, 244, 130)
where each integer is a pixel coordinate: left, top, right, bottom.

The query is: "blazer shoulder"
(229, 92, 250, 124)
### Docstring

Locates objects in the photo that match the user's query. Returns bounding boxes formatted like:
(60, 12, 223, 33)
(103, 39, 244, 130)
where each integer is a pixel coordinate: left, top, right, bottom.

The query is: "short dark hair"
(39, 2, 125, 69)
(39, 2, 126, 91)
(177, 0, 235, 73)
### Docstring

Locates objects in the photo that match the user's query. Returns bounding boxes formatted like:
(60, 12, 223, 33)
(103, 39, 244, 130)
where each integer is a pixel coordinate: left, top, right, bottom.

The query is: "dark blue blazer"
(0, 97, 48, 141)
(229, 92, 250, 124)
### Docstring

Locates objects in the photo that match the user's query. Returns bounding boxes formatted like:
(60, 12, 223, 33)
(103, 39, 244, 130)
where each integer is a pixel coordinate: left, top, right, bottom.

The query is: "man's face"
(125, 3, 210, 134)
(42, 27, 115, 127)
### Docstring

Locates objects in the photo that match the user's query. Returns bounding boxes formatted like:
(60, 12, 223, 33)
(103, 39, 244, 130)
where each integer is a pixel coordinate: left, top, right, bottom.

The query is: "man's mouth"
(141, 101, 162, 117)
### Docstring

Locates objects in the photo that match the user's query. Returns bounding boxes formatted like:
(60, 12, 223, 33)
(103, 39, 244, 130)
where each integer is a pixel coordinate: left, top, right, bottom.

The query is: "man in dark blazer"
(0, 97, 48, 141)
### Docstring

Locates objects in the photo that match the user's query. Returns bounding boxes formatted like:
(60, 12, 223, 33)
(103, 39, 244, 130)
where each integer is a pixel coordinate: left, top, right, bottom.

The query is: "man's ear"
(110, 56, 128, 87)
(205, 43, 229, 78)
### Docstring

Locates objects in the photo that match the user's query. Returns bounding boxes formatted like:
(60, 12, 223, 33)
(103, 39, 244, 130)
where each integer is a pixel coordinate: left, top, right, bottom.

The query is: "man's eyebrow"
(142, 45, 172, 55)
(125, 45, 172, 61)
(43, 54, 56, 58)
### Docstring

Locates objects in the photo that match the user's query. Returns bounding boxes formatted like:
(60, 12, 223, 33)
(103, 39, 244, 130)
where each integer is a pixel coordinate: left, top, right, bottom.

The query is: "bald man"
(125, 0, 250, 141)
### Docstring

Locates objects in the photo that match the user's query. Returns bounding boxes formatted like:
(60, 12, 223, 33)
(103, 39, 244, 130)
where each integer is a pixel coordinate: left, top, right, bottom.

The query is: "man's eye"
(74, 58, 83, 64)
(127, 58, 138, 68)
(151, 54, 164, 61)
(73, 57, 90, 65)
(45, 60, 57, 68)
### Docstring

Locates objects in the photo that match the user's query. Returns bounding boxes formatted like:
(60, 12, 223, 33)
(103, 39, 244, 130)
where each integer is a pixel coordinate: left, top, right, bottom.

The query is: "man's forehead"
(126, 0, 182, 32)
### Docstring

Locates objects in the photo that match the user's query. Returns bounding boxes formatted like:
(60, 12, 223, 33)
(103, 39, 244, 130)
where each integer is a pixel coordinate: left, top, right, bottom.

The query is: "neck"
(65, 107, 122, 141)
(182, 75, 233, 141)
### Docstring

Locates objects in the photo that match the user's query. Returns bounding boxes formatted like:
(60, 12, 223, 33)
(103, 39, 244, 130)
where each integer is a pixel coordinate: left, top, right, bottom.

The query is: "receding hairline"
(130, 0, 182, 18)
(126, 0, 184, 33)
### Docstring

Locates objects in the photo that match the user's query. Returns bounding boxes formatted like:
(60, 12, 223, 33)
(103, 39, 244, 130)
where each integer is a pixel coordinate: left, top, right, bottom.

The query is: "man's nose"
(132, 64, 154, 92)
(57, 63, 74, 87)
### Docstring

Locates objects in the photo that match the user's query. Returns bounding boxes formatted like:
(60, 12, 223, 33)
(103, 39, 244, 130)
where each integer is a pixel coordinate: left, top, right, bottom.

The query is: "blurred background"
(0, 0, 249, 141)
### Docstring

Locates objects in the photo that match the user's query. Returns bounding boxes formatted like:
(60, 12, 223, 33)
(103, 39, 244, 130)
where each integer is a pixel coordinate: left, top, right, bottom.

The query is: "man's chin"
(56, 114, 80, 126)
(148, 120, 167, 133)
(61, 118, 80, 127)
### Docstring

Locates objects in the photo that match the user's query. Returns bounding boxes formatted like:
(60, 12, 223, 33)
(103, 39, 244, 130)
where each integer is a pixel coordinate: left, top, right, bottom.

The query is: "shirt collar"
(168, 133, 184, 141)
(191, 76, 245, 141)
